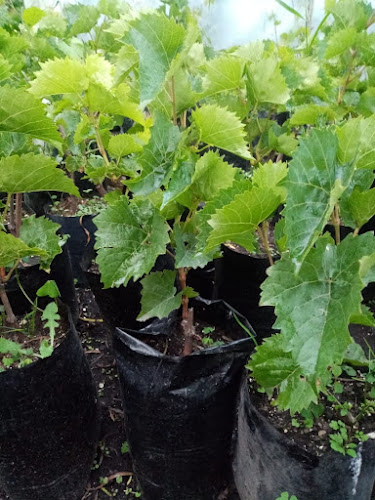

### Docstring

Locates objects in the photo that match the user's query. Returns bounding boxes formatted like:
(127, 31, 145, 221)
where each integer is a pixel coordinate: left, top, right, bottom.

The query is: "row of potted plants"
(1, 0, 375, 499)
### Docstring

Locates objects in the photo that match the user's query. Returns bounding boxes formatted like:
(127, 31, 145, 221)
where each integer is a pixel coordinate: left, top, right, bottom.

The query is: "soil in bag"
(0, 320, 100, 500)
(233, 380, 375, 500)
(114, 298, 255, 500)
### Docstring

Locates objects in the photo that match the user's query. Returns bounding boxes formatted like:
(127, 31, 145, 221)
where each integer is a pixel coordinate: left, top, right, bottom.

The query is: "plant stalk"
(332, 203, 341, 244)
(257, 221, 274, 266)
(0, 267, 17, 325)
(337, 50, 357, 105)
(178, 267, 194, 356)
(171, 75, 177, 126)
(0, 193, 12, 227)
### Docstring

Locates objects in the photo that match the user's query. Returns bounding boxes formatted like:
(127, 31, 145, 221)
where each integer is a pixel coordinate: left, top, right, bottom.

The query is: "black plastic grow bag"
(0, 319, 100, 500)
(233, 382, 375, 500)
(48, 213, 97, 285)
(114, 298, 255, 500)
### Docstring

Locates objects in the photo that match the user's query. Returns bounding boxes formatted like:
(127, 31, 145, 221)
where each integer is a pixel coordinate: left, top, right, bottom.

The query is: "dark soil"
(49, 195, 106, 217)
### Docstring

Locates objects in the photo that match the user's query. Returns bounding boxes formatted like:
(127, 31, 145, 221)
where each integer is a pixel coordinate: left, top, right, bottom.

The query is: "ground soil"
(49, 195, 107, 217)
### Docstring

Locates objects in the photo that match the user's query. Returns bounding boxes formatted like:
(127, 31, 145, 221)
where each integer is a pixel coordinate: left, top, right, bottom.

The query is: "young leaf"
(124, 12, 186, 106)
(260, 234, 375, 384)
(107, 133, 144, 158)
(337, 116, 375, 170)
(342, 188, 375, 229)
(95, 198, 170, 288)
(161, 154, 196, 210)
(0, 54, 13, 82)
(22, 6, 46, 26)
(29, 57, 89, 98)
(138, 270, 182, 321)
(247, 57, 290, 105)
(40, 301, 60, 359)
(249, 334, 317, 414)
(283, 129, 354, 260)
(0, 232, 47, 267)
(19, 216, 62, 271)
(289, 105, 337, 126)
(127, 112, 181, 196)
(0, 154, 78, 195)
(206, 162, 287, 252)
(174, 223, 216, 269)
(37, 280, 61, 299)
(202, 55, 245, 97)
(0, 85, 62, 144)
(192, 104, 252, 160)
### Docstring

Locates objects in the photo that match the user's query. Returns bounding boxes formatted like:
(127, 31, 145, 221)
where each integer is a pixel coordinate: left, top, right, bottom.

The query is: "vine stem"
(0, 267, 17, 325)
(15, 193, 22, 237)
(257, 221, 274, 267)
(178, 267, 194, 356)
(92, 114, 110, 196)
(0, 193, 11, 227)
(332, 203, 341, 244)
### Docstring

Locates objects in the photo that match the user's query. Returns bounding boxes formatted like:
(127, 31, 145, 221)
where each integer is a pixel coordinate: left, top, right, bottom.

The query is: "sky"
(24, 0, 375, 49)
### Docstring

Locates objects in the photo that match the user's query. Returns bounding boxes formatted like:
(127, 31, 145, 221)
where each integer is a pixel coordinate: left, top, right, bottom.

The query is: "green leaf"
(174, 223, 216, 269)
(0, 86, 62, 144)
(325, 27, 358, 59)
(22, 7, 46, 27)
(66, 4, 99, 36)
(138, 270, 182, 321)
(343, 188, 375, 229)
(161, 154, 196, 210)
(260, 234, 375, 384)
(192, 104, 252, 160)
(249, 334, 317, 414)
(202, 55, 245, 97)
(289, 105, 336, 126)
(206, 162, 287, 252)
(95, 198, 170, 288)
(107, 133, 144, 158)
(0, 231, 47, 267)
(37, 280, 61, 299)
(20, 216, 62, 271)
(190, 150, 238, 201)
(127, 112, 181, 196)
(247, 57, 290, 105)
(29, 57, 89, 98)
(41, 301, 60, 358)
(0, 54, 13, 82)
(284, 129, 354, 260)
(124, 12, 186, 106)
(0, 154, 78, 195)
(195, 179, 250, 252)
(337, 116, 375, 170)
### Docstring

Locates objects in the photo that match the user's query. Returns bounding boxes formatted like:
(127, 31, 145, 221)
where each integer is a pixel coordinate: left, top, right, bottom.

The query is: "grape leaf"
(192, 104, 252, 160)
(174, 223, 217, 269)
(342, 187, 375, 229)
(0, 86, 62, 144)
(283, 129, 354, 260)
(249, 334, 318, 414)
(19, 216, 62, 270)
(138, 270, 182, 321)
(127, 112, 181, 196)
(337, 116, 375, 170)
(0, 54, 13, 82)
(247, 57, 290, 105)
(195, 179, 250, 251)
(0, 154, 78, 195)
(29, 57, 89, 98)
(161, 153, 196, 209)
(260, 234, 375, 386)
(206, 162, 287, 252)
(22, 7, 46, 27)
(289, 105, 336, 126)
(202, 54, 245, 97)
(107, 133, 144, 158)
(37, 280, 61, 298)
(95, 198, 170, 288)
(124, 12, 186, 106)
(0, 231, 47, 267)
(325, 27, 358, 59)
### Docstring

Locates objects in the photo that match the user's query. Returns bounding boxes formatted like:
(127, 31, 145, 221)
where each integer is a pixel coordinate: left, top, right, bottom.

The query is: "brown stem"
(332, 203, 341, 244)
(15, 193, 22, 237)
(1, 193, 12, 227)
(95, 183, 107, 197)
(171, 76, 178, 126)
(178, 267, 195, 356)
(258, 222, 274, 266)
(181, 110, 187, 129)
(0, 268, 17, 325)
